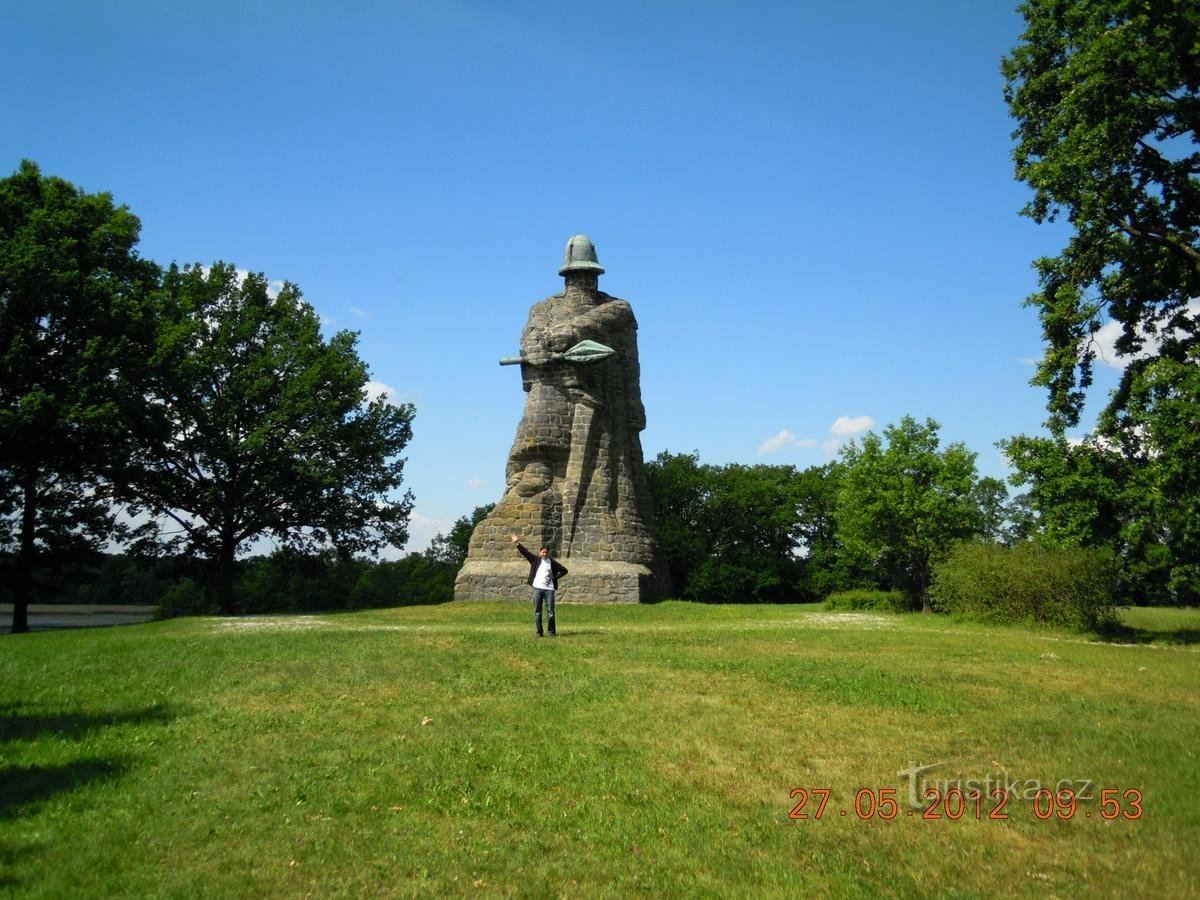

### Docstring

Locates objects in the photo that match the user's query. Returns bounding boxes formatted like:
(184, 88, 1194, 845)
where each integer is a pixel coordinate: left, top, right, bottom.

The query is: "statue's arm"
(519, 301, 557, 369)
(544, 300, 635, 352)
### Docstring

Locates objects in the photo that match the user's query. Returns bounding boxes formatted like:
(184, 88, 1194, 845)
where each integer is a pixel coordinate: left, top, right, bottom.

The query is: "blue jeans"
(532, 588, 556, 635)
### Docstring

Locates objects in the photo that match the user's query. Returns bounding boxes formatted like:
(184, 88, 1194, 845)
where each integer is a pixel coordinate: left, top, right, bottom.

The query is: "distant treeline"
(0, 548, 456, 616)
(0, 505, 490, 616)
(6, 413, 1194, 618)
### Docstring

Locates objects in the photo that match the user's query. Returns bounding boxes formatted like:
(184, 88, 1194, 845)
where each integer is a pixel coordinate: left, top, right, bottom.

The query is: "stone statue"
(454, 235, 665, 602)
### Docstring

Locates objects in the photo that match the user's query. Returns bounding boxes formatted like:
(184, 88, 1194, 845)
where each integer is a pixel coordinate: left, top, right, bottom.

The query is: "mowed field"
(2, 601, 1198, 898)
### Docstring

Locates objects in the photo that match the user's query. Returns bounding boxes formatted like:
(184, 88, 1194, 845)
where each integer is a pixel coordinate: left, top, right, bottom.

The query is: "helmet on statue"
(559, 234, 605, 276)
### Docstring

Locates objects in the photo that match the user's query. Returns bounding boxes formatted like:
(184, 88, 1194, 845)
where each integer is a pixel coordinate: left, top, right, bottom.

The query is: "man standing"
(511, 532, 567, 637)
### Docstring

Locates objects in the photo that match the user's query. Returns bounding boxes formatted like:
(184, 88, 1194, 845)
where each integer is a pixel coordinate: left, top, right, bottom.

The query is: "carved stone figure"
(454, 235, 665, 602)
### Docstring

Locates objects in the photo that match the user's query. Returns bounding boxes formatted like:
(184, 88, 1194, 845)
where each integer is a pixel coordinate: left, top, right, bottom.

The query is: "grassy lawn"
(2, 601, 1197, 897)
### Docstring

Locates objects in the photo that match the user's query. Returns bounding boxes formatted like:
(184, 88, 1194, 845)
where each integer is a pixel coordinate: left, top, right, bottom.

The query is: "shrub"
(930, 542, 1117, 630)
(236, 550, 366, 613)
(349, 555, 455, 608)
(156, 578, 216, 619)
(823, 589, 913, 612)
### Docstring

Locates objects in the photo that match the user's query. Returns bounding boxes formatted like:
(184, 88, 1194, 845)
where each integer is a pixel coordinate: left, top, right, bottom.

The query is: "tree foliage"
(789, 462, 855, 599)
(426, 503, 495, 567)
(1002, 0, 1200, 429)
(1100, 348, 1200, 600)
(0, 161, 158, 632)
(1003, 385, 1199, 605)
(644, 451, 711, 597)
(120, 262, 416, 613)
(645, 451, 837, 602)
(1003, 2, 1200, 604)
(686, 462, 806, 602)
(1000, 435, 1126, 548)
(836, 417, 983, 611)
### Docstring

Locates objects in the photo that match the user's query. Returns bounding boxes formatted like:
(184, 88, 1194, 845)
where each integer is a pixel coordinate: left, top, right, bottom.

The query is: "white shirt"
(533, 557, 555, 590)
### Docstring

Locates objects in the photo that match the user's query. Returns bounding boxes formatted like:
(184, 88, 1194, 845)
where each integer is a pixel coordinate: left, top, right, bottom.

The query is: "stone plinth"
(454, 559, 656, 603)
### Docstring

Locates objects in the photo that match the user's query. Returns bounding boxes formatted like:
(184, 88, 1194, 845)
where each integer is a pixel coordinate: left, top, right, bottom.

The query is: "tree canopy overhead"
(1002, 0, 1199, 429)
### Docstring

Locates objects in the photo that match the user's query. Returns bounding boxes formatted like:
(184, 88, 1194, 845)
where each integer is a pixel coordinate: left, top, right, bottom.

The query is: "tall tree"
(687, 462, 806, 603)
(120, 262, 415, 613)
(790, 462, 853, 600)
(836, 417, 982, 611)
(0, 161, 158, 633)
(1002, 0, 1199, 430)
(999, 431, 1180, 602)
(1100, 349, 1200, 601)
(644, 452, 809, 602)
(1003, 1, 1199, 602)
(426, 503, 496, 567)
(644, 451, 710, 598)
(970, 476, 1012, 545)
(999, 434, 1126, 548)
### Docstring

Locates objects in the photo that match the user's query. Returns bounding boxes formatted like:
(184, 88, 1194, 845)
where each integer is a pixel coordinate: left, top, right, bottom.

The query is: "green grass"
(2, 602, 1198, 897)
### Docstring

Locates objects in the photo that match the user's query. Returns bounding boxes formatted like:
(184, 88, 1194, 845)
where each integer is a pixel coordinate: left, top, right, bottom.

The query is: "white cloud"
(349, 305, 370, 320)
(757, 430, 819, 455)
(759, 417, 876, 456)
(823, 415, 876, 457)
(830, 415, 874, 436)
(1091, 318, 1128, 370)
(364, 380, 404, 407)
(1018, 357, 1038, 367)
(1091, 299, 1200, 370)
(466, 478, 486, 489)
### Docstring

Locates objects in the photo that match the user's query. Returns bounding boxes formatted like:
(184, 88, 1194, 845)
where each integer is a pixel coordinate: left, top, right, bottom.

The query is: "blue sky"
(4, 1, 1123, 553)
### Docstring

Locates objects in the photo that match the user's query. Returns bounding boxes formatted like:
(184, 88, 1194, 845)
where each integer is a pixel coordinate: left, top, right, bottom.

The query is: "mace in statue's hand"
(498, 340, 616, 367)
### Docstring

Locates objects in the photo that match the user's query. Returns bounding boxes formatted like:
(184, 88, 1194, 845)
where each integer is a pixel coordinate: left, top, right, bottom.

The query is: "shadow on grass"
(0, 703, 178, 743)
(1094, 623, 1200, 646)
(0, 756, 130, 819)
(0, 835, 28, 889)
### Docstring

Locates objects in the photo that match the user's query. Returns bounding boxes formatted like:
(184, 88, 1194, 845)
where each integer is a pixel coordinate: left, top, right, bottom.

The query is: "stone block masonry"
(454, 235, 668, 603)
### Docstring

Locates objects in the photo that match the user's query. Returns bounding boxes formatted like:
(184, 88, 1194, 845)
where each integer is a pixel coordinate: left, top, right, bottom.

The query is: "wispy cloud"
(757, 430, 819, 455)
(824, 415, 876, 456)
(466, 478, 486, 489)
(830, 415, 874, 436)
(758, 416, 876, 457)
(384, 510, 452, 557)
(349, 305, 370, 320)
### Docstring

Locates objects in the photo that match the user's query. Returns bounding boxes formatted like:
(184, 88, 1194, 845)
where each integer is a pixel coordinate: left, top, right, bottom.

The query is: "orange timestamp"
(788, 787, 1144, 821)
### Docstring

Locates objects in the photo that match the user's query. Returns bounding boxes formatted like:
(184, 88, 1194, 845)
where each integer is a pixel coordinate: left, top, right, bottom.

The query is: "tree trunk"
(9, 469, 38, 634)
(918, 562, 933, 614)
(215, 537, 237, 615)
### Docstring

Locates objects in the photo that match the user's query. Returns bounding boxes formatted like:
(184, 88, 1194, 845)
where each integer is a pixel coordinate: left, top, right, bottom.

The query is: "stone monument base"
(454, 559, 654, 603)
